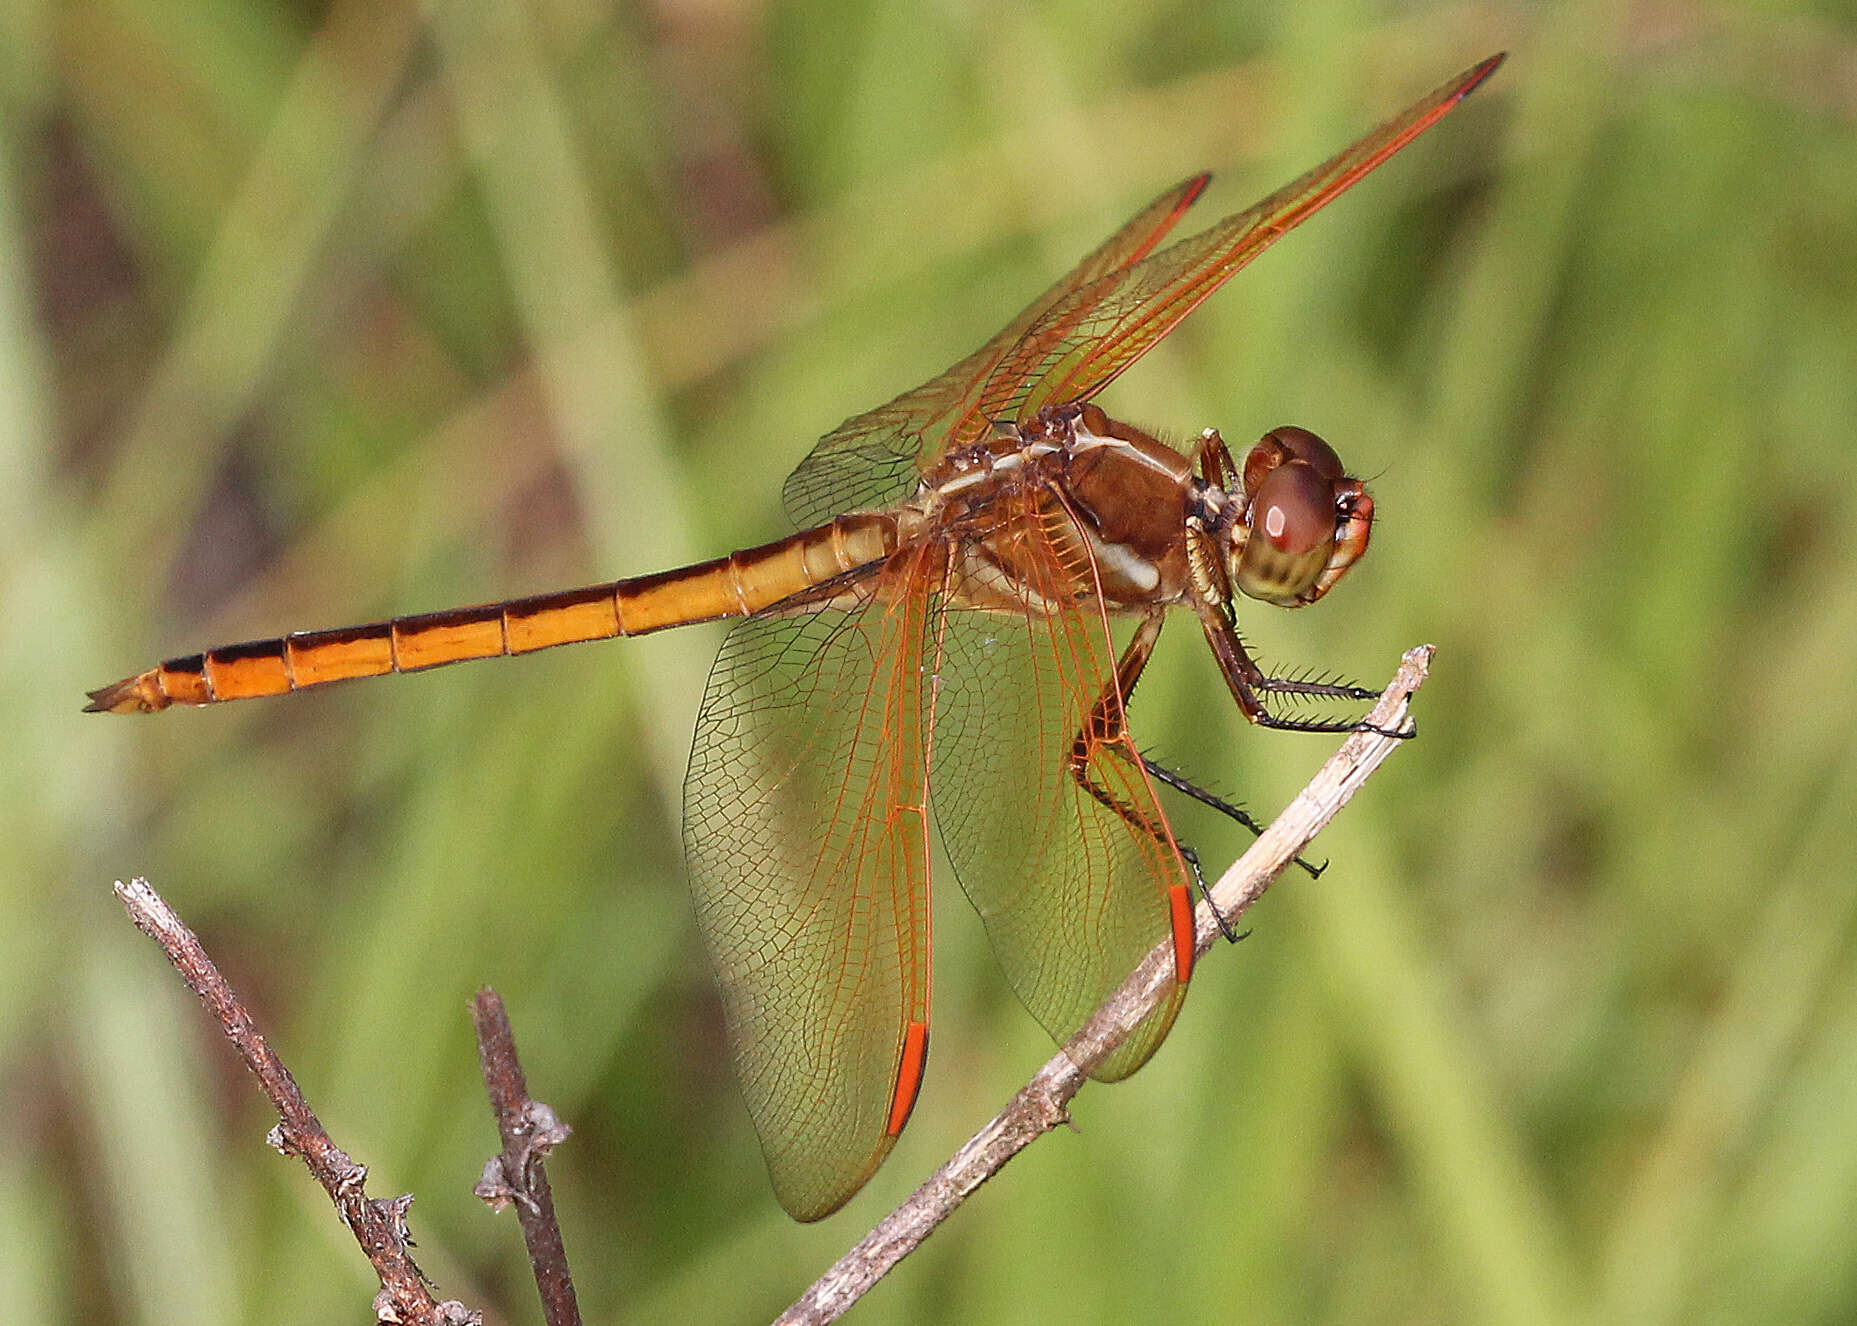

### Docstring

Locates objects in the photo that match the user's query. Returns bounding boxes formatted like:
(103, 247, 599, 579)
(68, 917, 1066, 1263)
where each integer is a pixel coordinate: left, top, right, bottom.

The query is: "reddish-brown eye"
(1260, 426, 1344, 483)
(1253, 462, 1334, 554)
(1233, 460, 1341, 605)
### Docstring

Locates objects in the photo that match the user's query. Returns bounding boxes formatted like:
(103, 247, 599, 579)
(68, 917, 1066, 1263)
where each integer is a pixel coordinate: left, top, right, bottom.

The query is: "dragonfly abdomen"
(84, 514, 898, 714)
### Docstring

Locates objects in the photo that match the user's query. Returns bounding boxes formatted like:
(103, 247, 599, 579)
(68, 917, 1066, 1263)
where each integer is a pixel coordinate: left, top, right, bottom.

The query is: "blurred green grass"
(5, 1, 1856, 1322)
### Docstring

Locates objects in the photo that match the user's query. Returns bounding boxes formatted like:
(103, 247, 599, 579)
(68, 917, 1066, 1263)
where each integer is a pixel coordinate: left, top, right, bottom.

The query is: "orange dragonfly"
(89, 55, 1503, 1220)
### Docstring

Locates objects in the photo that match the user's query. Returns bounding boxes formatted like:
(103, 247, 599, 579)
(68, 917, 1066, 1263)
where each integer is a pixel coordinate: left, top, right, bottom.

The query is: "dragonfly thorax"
(907, 403, 1202, 616)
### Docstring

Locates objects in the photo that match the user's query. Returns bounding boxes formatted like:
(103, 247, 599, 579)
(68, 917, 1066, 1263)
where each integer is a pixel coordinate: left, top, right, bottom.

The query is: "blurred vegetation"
(4, 0, 1856, 1322)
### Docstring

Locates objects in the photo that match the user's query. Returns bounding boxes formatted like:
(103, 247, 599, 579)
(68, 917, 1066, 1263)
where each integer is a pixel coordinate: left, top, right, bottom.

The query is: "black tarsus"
(1141, 751, 1327, 880)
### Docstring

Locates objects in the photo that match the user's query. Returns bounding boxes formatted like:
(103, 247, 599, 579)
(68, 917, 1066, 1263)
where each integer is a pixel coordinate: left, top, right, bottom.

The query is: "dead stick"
(471, 989, 582, 1326)
(113, 877, 479, 1326)
(776, 644, 1433, 1325)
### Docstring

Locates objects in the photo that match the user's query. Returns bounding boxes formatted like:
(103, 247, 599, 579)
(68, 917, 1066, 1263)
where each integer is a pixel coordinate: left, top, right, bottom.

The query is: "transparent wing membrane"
(683, 558, 937, 1220)
(928, 491, 1191, 1081)
(978, 56, 1505, 422)
(782, 176, 1209, 527)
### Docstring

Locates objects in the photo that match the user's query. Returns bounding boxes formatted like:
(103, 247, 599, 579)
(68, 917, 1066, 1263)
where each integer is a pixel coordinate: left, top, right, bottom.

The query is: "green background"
(5, 1, 1856, 1322)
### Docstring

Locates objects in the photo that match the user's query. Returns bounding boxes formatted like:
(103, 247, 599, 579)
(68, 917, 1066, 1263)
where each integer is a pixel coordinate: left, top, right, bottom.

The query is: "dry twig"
(113, 877, 480, 1326)
(471, 988, 582, 1326)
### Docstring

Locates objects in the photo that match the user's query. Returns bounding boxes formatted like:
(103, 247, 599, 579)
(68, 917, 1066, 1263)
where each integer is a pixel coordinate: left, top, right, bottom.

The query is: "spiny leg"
(1189, 425, 1240, 492)
(1138, 754, 1326, 880)
(1253, 679, 1414, 739)
(1192, 597, 1415, 739)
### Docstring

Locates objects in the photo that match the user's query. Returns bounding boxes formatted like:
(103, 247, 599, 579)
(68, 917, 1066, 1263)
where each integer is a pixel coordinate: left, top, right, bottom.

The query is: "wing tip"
(1457, 52, 1508, 101)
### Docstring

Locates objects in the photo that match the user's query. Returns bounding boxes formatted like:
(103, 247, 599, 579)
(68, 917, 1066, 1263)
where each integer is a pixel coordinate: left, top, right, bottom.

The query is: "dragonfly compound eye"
(1234, 460, 1340, 606)
(1260, 425, 1344, 482)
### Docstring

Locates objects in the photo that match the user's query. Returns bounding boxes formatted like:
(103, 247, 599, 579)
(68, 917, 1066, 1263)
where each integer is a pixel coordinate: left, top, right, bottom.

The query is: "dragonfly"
(89, 55, 1503, 1220)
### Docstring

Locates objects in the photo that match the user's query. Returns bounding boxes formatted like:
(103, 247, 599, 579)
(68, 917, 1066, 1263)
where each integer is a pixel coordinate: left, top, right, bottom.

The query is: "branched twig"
(776, 644, 1434, 1325)
(471, 988, 582, 1326)
(113, 877, 480, 1326)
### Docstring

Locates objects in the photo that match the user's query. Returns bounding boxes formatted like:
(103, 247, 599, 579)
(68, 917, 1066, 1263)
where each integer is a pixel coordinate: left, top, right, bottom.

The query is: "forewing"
(782, 175, 1209, 527)
(978, 55, 1505, 422)
(683, 552, 938, 1221)
(928, 489, 1191, 1081)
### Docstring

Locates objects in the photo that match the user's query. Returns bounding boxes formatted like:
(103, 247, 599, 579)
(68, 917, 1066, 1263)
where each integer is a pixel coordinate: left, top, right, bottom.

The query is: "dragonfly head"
(1228, 426, 1373, 608)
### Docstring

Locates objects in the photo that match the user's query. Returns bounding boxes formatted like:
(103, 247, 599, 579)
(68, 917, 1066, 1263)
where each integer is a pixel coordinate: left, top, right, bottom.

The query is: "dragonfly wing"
(928, 488, 1192, 1081)
(684, 551, 939, 1221)
(782, 174, 1210, 527)
(978, 54, 1505, 423)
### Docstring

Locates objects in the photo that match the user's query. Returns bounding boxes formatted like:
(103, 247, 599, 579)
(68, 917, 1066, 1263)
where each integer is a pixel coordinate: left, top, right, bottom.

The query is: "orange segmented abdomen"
(84, 514, 899, 714)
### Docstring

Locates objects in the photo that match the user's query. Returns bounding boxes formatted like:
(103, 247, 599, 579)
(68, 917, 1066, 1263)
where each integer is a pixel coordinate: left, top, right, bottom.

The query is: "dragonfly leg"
(1139, 754, 1326, 882)
(1064, 611, 1238, 954)
(1190, 427, 1240, 491)
(1172, 839, 1240, 943)
(1066, 611, 1172, 842)
(1065, 612, 1319, 947)
(1191, 597, 1415, 739)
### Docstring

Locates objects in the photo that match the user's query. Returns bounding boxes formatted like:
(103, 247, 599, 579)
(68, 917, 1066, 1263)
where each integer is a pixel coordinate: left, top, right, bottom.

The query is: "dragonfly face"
(1224, 424, 1374, 609)
(87, 55, 1503, 1219)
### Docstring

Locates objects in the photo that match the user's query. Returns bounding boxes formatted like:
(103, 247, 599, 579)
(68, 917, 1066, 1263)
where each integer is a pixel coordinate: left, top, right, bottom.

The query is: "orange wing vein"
(979, 54, 1506, 424)
(781, 175, 1208, 527)
(683, 551, 939, 1221)
(927, 487, 1193, 1082)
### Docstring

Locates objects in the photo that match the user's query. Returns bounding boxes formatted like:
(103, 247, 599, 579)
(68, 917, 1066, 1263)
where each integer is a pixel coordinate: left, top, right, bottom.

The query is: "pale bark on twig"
(113, 877, 481, 1326)
(471, 988, 582, 1326)
(775, 644, 1434, 1326)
